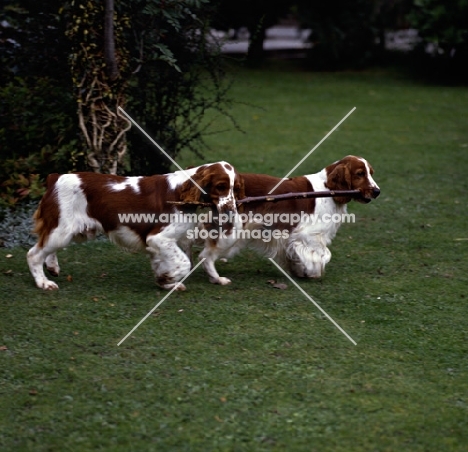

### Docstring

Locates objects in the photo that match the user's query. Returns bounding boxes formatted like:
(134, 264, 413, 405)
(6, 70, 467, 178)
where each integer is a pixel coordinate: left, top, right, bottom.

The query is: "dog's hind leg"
(28, 245, 62, 290)
(27, 230, 73, 290)
(44, 252, 60, 277)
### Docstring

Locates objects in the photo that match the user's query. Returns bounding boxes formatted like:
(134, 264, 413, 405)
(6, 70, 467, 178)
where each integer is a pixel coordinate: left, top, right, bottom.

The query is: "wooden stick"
(166, 200, 214, 207)
(237, 189, 361, 205)
(166, 189, 361, 207)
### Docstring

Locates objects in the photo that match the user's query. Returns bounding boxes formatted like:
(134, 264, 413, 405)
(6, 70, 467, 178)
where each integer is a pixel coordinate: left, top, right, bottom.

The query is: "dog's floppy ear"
(180, 179, 201, 204)
(179, 166, 212, 203)
(326, 163, 352, 204)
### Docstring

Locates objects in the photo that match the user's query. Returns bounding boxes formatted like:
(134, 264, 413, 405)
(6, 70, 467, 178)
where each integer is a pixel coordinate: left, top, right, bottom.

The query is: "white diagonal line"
(118, 106, 207, 194)
(268, 258, 357, 345)
(117, 258, 206, 346)
(268, 107, 356, 194)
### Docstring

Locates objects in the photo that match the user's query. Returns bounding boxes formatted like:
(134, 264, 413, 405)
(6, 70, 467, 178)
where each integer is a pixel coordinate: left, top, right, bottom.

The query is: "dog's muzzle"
(217, 195, 237, 214)
(358, 187, 380, 203)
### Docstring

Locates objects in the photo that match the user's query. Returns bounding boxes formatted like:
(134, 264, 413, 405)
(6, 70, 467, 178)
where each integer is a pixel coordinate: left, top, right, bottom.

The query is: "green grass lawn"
(1, 64, 468, 451)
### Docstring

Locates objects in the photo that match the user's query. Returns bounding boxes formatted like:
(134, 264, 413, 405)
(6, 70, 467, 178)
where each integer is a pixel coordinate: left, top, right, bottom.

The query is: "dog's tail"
(32, 173, 60, 247)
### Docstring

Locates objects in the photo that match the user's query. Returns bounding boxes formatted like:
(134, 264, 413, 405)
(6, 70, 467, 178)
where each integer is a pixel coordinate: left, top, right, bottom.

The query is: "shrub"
(0, 76, 84, 207)
(409, 0, 468, 81)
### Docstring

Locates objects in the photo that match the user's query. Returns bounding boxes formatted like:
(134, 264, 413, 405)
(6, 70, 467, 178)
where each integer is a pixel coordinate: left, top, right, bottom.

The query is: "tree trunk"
(104, 0, 119, 80)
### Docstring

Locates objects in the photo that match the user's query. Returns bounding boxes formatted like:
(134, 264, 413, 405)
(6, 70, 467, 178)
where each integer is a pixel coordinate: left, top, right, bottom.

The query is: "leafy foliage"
(0, 158, 44, 207)
(0, 1, 70, 84)
(64, 0, 236, 175)
(410, 0, 468, 50)
(0, 75, 82, 207)
(0, 2, 83, 207)
(409, 0, 468, 79)
(125, 0, 237, 174)
(65, 0, 132, 174)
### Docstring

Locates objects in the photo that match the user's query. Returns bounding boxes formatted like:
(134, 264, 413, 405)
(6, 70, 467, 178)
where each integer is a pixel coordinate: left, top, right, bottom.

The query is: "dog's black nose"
(373, 187, 381, 198)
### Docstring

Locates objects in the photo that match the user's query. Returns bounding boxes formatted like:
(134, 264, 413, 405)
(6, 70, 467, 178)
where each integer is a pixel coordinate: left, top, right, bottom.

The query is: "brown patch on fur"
(46, 173, 60, 187)
(80, 173, 174, 244)
(33, 174, 60, 248)
(157, 272, 174, 286)
(235, 177, 246, 212)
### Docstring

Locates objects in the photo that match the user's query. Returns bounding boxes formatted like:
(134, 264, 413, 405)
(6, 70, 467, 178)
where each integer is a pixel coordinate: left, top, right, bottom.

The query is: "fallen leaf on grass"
(91, 295, 106, 302)
(6, 254, 13, 258)
(220, 397, 227, 403)
(0, 345, 7, 351)
(29, 389, 38, 396)
(3, 270, 13, 276)
(267, 279, 287, 290)
(273, 283, 287, 290)
(214, 415, 223, 422)
(67, 275, 73, 282)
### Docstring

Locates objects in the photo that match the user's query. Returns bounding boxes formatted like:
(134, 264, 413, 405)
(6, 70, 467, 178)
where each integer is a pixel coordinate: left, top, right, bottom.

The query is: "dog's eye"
(216, 184, 228, 190)
(356, 171, 365, 177)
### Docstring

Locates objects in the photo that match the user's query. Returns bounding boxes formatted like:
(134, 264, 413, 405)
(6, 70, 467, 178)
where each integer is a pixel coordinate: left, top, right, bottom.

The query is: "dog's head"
(180, 161, 244, 215)
(325, 155, 380, 204)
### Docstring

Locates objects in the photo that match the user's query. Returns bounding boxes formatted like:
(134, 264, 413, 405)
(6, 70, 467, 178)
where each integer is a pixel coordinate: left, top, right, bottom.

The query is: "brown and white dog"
(27, 162, 244, 291)
(200, 155, 380, 283)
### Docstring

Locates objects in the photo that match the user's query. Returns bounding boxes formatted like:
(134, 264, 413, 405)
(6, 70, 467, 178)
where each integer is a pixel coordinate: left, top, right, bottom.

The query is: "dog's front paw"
(38, 279, 59, 290)
(160, 282, 187, 291)
(210, 276, 231, 285)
